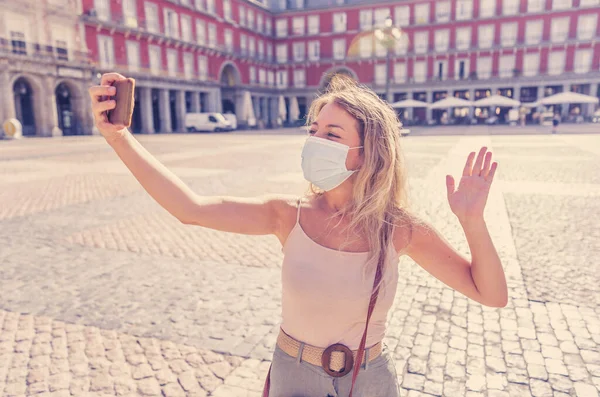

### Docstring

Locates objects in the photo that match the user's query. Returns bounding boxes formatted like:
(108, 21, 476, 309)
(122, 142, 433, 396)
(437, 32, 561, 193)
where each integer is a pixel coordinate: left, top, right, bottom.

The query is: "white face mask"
(301, 136, 363, 191)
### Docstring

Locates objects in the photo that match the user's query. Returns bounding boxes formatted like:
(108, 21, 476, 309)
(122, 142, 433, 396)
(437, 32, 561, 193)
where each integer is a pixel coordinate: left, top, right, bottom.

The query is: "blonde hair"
(306, 74, 418, 293)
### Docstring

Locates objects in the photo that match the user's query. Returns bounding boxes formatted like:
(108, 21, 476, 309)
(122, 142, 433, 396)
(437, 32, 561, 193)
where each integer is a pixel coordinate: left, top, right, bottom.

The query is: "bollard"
(3, 118, 23, 139)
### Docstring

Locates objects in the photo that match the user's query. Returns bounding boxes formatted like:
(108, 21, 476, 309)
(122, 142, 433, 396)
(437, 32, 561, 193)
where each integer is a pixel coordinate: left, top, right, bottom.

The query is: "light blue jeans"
(268, 343, 401, 397)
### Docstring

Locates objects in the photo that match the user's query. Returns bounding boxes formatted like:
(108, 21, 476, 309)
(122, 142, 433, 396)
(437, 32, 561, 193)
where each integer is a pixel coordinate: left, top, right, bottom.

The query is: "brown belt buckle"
(321, 343, 354, 377)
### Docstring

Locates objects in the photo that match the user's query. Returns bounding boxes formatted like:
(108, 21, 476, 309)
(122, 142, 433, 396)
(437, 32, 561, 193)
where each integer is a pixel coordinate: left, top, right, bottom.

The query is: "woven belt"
(276, 328, 382, 377)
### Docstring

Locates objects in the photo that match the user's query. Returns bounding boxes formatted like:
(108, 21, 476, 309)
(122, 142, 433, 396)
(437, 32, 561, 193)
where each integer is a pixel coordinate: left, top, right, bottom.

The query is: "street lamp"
(374, 16, 403, 103)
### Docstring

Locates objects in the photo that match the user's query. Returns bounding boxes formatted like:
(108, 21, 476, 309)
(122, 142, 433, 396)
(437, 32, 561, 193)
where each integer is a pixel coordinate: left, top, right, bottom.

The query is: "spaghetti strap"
(296, 198, 302, 225)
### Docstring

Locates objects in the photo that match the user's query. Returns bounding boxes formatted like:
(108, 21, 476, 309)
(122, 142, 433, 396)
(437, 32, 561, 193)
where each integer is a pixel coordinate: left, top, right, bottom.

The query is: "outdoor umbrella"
(473, 95, 521, 107)
(391, 99, 429, 108)
(540, 92, 599, 105)
(289, 97, 300, 122)
(242, 91, 256, 124)
(429, 97, 473, 109)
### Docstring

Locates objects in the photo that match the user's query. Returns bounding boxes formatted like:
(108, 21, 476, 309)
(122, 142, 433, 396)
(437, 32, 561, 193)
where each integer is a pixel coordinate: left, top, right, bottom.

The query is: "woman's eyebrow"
(311, 122, 346, 131)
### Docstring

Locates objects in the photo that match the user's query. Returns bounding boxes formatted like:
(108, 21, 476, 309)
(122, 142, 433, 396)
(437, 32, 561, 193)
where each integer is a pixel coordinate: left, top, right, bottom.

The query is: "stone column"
(561, 84, 570, 118)
(191, 92, 201, 113)
(425, 91, 433, 123)
(176, 90, 186, 133)
(140, 87, 155, 134)
(0, 68, 16, 123)
(269, 97, 279, 127)
(468, 88, 476, 119)
(207, 89, 221, 113)
(158, 89, 172, 133)
(44, 77, 62, 137)
(536, 85, 545, 118)
(588, 83, 599, 118)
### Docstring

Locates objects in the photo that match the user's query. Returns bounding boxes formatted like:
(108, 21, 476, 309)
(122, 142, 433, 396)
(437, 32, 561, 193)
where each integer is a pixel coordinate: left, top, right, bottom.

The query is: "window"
(277, 70, 288, 88)
(164, 9, 179, 39)
(293, 42, 305, 61)
(196, 20, 206, 45)
(501, 23, 517, 47)
(548, 51, 565, 75)
(477, 57, 492, 79)
(394, 62, 407, 83)
(435, 61, 447, 80)
(194, 0, 204, 11)
(499, 55, 515, 77)
(258, 41, 264, 59)
(375, 39, 386, 57)
(455, 27, 471, 50)
(239, 6, 246, 26)
(294, 69, 306, 87)
(360, 36, 372, 58)
(249, 37, 255, 57)
(95, 0, 110, 21)
(269, 71, 275, 86)
(525, 20, 543, 44)
(414, 31, 429, 54)
(414, 61, 427, 83)
(198, 55, 207, 80)
(183, 53, 193, 78)
(180, 0, 190, 6)
(276, 19, 288, 37)
(523, 52, 540, 76)
(503, 0, 519, 15)
(574, 49, 592, 73)
(123, 0, 137, 27)
(436, 1, 450, 22)
(415, 4, 429, 24)
(98, 35, 114, 67)
(293, 17, 305, 35)
(296, 0, 305, 8)
(259, 69, 266, 85)
(375, 64, 387, 85)
(223, 0, 232, 20)
(435, 29, 449, 52)
(456, 0, 473, 21)
(374, 8, 390, 27)
(257, 14, 264, 33)
(581, 0, 600, 6)
(126, 41, 140, 72)
(167, 49, 178, 77)
(276, 44, 287, 63)
(248, 9, 254, 30)
(208, 24, 216, 48)
(266, 19, 272, 35)
(479, 0, 495, 18)
(240, 34, 247, 55)
(528, 0, 545, 12)
(308, 41, 320, 61)
(224, 29, 233, 52)
(395, 35, 409, 55)
(455, 58, 470, 79)
(249, 66, 256, 84)
(333, 12, 347, 32)
(149, 45, 161, 74)
(206, 0, 215, 14)
(360, 10, 373, 30)
(578, 15, 597, 40)
(551, 17, 569, 43)
(333, 39, 346, 60)
(552, 0, 571, 10)
(308, 15, 319, 35)
(267, 44, 273, 62)
(144, 3, 159, 33)
(478, 25, 494, 48)
(181, 16, 192, 42)
(395, 6, 409, 27)
(55, 40, 68, 61)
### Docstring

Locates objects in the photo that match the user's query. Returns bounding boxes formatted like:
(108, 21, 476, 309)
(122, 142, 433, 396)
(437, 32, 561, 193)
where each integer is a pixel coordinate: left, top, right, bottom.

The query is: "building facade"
(0, 0, 94, 137)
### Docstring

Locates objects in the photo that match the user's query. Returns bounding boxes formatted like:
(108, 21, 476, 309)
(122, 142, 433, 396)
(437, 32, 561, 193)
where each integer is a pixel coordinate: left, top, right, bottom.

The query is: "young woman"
(89, 73, 508, 397)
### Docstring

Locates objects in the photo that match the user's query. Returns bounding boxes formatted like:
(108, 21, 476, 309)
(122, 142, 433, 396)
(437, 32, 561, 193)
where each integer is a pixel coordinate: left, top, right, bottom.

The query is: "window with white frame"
(395, 6, 409, 27)
(523, 52, 540, 76)
(501, 23, 517, 47)
(525, 20, 543, 44)
(375, 39, 386, 57)
(308, 15, 319, 34)
(551, 17, 569, 43)
(435, 29, 449, 52)
(277, 70, 288, 88)
(194, 0, 204, 11)
(249, 66, 256, 83)
(581, 0, 600, 6)
(455, 27, 471, 50)
(257, 14, 263, 33)
(394, 62, 407, 83)
(436, 1, 450, 22)
(552, 0, 571, 10)
(456, 0, 473, 21)
(259, 69, 266, 85)
(360, 36, 372, 58)
(95, 0, 110, 21)
(248, 9, 254, 30)
(167, 49, 178, 77)
(455, 58, 470, 79)
(258, 40, 264, 59)
(98, 35, 115, 67)
(414, 31, 429, 54)
(180, 0, 190, 5)
(479, 0, 495, 18)
(333, 39, 346, 60)
(224, 29, 233, 52)
(574, 49, 592, 73)
(374, 8, 390, 27)
(276, 44, 287, 63)
(126, 41, 140, 72)
(206, 0, 215, 14)
(268, 71, 275, 86)
(149, 45, 161, 74)
(499, 55, 515, 77)
(207, 24, 216, 48)
(183, 53, 193, 78)
(144, 3, 159, 33)
(434, 60, 447, 80)
(375, 63, 387, 85)
(196, 20, 206, 45)
(478, 25, 494, 48)
(181, 16, 192, 42)
(360, 10, 373, 30)
(528, 0, 545, 12)
(198, 55, 207, 80)
(296, 0, 305, 8)
(333, 12, 347, 32)
(415, 4, 429, 24)
(266, 19, 272, 35)
(294, 69, 306, 87)
(164, 9, 179, 39)
(249, 37, 256, 57)
(293, 42, 305, 61)
(503, 0, 519, 15)
(293, 17, 305, 35)
(548, 51, 565, 75)
(239, 6, 246, 26)
(395, 34, 409, 55)
(240, 34, 247, 55)
(223, 0, 232, 20)
(413, 61, 427, 83)
(123, 0, 137, 28)
(477, 57, 492, 79)
(578, 15, 597, 40)
(308, 40, 320, 61)
(276, 19, 288, 37)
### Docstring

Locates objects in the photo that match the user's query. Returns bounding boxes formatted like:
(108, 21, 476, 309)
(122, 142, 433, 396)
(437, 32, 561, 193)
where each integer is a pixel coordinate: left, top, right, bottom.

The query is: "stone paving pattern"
(0, 126, 599, 397)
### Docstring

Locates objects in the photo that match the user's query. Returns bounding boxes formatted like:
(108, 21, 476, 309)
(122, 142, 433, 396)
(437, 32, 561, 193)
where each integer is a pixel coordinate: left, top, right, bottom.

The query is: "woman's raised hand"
(88, 72, 128, 144)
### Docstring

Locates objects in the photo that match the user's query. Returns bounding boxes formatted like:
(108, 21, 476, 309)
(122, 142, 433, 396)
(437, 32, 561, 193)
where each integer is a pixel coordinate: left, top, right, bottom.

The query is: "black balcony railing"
(0, 38, 89, 64)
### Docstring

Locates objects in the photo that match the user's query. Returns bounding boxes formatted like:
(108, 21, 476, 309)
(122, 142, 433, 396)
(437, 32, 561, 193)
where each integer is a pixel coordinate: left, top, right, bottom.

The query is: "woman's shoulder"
(391, 207, 426, 255)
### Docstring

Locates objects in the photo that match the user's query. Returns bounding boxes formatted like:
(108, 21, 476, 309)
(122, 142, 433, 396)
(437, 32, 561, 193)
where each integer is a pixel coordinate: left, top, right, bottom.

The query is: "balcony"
(0, 38, 89, 65)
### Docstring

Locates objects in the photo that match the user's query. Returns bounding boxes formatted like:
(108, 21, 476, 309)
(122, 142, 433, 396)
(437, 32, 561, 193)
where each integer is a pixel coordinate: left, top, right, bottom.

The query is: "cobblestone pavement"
(0, 129, 599, 397)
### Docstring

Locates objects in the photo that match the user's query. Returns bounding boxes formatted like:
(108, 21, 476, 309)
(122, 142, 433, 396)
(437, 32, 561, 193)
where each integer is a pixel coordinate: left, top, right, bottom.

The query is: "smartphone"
(107, 78, 135, 127)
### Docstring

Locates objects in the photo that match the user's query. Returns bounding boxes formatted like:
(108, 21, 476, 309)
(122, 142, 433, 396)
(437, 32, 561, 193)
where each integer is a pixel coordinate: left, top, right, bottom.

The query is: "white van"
(222, 113, 238, 130)
(185, 113, 233, 132)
